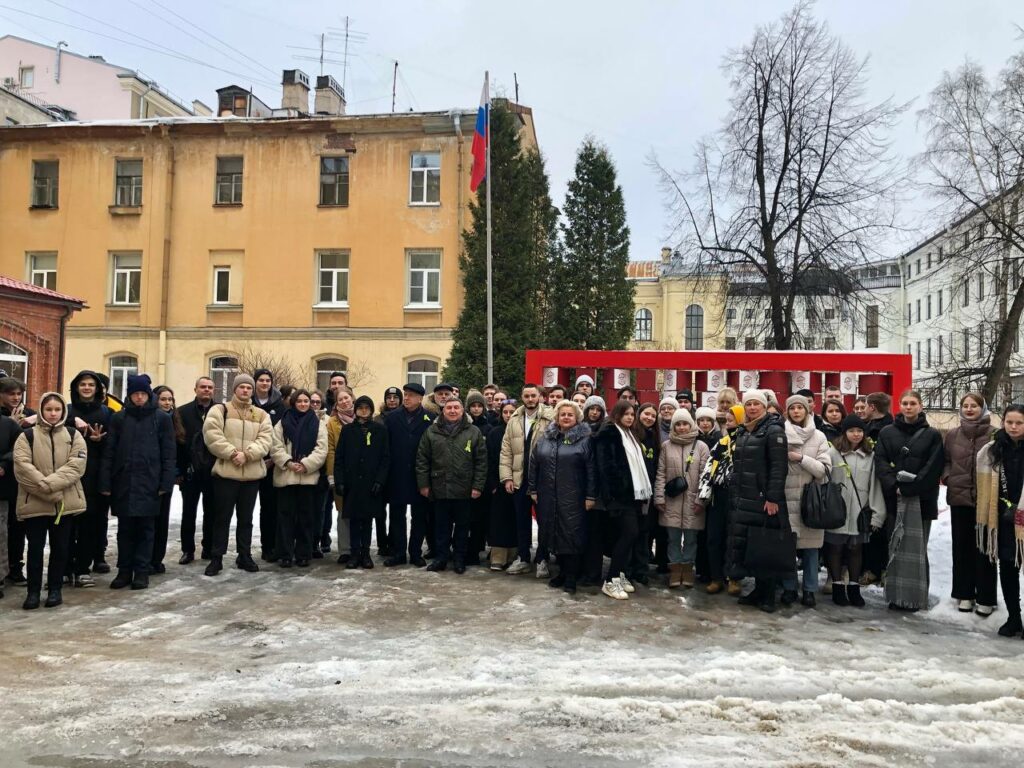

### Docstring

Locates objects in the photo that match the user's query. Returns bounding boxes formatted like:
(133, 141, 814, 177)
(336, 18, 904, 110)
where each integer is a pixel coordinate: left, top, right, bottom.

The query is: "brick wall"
(0, 294, 68, 406)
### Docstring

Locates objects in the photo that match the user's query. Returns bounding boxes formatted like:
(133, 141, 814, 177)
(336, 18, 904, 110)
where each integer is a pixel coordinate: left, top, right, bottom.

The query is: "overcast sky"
(2, 1, 1022, 260)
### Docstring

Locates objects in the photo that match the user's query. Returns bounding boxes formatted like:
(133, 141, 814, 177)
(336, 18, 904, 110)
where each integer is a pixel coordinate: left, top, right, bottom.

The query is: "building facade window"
(317, 251, 350, 305)
(409, 152, 440, 205)
(407, 250, 441, 306)
(115, 159, 143, 206)
(0, 339, 28, 384)
(725, 336, 737, 350)
(18, 65, 34, 88)
(209, 356, 240, 402)
(963, 278, 970, 307)
(684, 304, 704, 350)
(109, 355, 139, 401)
(111, 252, 142, 305)
(823, 336, 836, 350)
(726, 308, 736, 321)
(215, 156, 243, 204)
(634, 308, 652, 341)
(938, 289, 943, 315)
(212, 267, 231, 304)
(915, 299, 921, 323)
(744, 337, 756, 350)
(319, 156, 349, 206)
(407, 359, 439, 391)
(866, 305, 879, 348)
(28, 252, 57, 290)
(31, 160, 58, 208)
(915, 341, 921, 369)
(315, 357, 347, 393)
(978, 274, 985, 301)
(926, 295, 932, 320)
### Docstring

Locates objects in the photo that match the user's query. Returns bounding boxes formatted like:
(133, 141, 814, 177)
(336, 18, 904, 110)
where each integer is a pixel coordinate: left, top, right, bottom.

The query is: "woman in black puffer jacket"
(728, 390, 789, 612)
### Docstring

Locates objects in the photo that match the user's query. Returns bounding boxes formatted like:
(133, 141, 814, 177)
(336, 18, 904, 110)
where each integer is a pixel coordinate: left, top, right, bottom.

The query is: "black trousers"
(389, 497, 431, 559)
(25, 515, 72, 593)
(258, 473, 278, 557)
(317, 484, 333, 547)
(180, 471, 213, 555)
(705, 489, 730, 582)
(630, 500, 655, 578)
(116, 515, 156, 575)
(7, 511, 26, 574)
(350, 517, 373, 557)
(70, 491, 110, 575)
(950, 504, 998, 606)
(434, 498, 471, 564)
(514, 486, 548, 563)
(276, 485, 317, 561)
(152, 490, 172, 568)
(1000, 558, 1022, 618)
(558, 552, 582, 584)
(865, 514, 892, 576)
(468, 494, 489, 563)
(375, 506, 388, 554)
(211, 477, 259, 559)
(584, 508, 608, 581)
(607, 502, 641, 580)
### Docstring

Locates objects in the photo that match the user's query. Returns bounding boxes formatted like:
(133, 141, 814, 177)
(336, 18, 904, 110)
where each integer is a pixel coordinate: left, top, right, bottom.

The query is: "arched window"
(407, 359, 439, 391)
(315, 357, 347, 392)
(0, 339, 28, 384)
(209, 355, 239, 402)
(634, 308, 653, 341)
(684, 305, 704, 350)
(109, 355, 139, 400)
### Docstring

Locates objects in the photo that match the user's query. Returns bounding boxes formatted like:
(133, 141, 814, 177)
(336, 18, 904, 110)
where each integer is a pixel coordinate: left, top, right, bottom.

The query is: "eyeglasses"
(310, 400, 322, 407)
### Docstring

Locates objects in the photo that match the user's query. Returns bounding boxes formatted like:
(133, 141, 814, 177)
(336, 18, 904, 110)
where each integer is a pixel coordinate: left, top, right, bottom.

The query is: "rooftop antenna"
(514, 72, 519, 102)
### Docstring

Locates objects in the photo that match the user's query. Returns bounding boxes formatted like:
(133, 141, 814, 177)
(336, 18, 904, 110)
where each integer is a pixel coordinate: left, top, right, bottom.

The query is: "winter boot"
(706, 580, 724, 594)
(110, 570, 133, 589)
(832, 583, 850, 606)
(453, 560, 466, 575)
(361, 554, 374, 569)
(847, 584, 865, 608)
(801, 591, 816, 608)
(345, 556, 360, 570)
(236, 554, 259, 573)
(668, 563, 683, 588)
(680, 563, 695, 588)
(23, 591, 40, 610)
(91, 560, 111, 574)
(204, 557, 223, 577)
(44, 589, 62, 608)
(737, 586, 761, 606)
(426, 559, 447, 572)
(727, 579, 743, 597)
(7, 567, 27, 585)
(780, 589, 799, 606)
(998, 614, 1023, 638)
(548, 573, 566, 589)
(130, 573, 149, 590)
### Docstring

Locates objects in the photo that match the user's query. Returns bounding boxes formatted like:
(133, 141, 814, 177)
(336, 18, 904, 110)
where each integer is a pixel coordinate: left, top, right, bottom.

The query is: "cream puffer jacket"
(202, 399, 274, 481)
(270, 419, 328, 488)
(499, 404, 553, 490)
(13, 392, 87, 521)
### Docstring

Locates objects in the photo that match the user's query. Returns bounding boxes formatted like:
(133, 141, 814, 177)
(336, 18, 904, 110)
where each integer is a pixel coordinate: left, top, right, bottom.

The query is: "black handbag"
(844, 466, 874, 534)
(665, 476, 687, 498)
(744, 516, 797, 575)
(800, 469, 847, 529)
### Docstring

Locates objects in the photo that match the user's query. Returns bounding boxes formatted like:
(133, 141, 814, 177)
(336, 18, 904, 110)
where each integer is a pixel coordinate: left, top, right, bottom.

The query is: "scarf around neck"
(616, 424, 652, 501)
(334, 407, 354, 426)
(283, 407, 319, 461)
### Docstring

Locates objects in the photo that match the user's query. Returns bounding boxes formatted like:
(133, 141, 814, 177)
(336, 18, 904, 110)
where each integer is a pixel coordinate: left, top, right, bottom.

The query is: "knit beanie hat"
(353, 395, 375, 413)
(671, 408, 695, 428)
(785, 394, 811, 411)
(383, 386, 402, 400)
(232, 373, 256, 392)
(695, 406, 717, 423)
(742, 389, 767, 407)
(253, 368, 273, 384)
(729, 404, 747, 425)
(840, 414, 867, 432)
(466, 390, 487, 409)
(583, 394, 606, 414)
(575, 374, 595, 390)
(659, 396, 678, 411)
(126, 373, 152, 398)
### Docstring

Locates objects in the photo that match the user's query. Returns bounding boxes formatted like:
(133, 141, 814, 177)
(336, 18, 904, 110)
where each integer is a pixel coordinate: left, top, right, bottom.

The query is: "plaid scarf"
(976, 440, 1024, 566)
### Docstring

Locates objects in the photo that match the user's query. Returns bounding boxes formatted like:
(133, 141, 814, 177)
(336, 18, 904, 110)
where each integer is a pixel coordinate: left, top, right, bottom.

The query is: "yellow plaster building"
(0, 101, 538, 400)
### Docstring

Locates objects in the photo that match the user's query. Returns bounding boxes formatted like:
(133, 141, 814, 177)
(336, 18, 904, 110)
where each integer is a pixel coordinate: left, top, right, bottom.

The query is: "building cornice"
(67, 326, 454, 341)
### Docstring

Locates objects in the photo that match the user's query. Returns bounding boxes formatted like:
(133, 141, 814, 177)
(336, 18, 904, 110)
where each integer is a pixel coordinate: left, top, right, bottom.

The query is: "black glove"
(370, 482, 381, 497)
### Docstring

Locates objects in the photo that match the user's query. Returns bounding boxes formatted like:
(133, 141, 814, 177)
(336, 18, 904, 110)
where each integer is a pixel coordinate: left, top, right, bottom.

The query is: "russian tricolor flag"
(470, 77, 488, 193)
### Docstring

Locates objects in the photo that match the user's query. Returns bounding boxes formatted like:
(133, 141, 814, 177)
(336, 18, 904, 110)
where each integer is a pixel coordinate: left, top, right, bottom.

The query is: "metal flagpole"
(485, 71, 493, 385)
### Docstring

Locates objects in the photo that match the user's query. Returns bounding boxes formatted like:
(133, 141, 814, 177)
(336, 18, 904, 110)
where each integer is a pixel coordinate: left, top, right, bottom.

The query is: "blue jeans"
(666, 527, 699, 565)
(782, 548, 820, 592)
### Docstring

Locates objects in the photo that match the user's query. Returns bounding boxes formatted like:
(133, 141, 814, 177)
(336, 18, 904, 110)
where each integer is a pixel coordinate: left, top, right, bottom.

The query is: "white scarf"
(616, 424, 652, 501)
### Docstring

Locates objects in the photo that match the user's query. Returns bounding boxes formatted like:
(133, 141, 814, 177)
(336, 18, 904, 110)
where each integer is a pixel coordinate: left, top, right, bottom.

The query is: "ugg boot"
(847, 584, 865, 608)
(832, 583, 849, 606)
(706, 580, 724, 594)
(668, 563, 683, 588)
(727, 579, 743, 597)
(680, 563, 695, 588)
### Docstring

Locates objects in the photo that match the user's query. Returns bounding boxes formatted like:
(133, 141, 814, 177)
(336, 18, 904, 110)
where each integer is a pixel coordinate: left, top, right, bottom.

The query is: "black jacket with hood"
(66, 370, 112, 496)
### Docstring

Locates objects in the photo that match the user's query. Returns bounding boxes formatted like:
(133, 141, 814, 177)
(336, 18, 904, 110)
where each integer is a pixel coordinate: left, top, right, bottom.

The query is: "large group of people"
(0, 367, 1021, 640)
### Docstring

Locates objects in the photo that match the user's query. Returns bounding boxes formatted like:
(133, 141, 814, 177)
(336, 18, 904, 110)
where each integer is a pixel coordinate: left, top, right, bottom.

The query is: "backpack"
(190, 403, 226, 475)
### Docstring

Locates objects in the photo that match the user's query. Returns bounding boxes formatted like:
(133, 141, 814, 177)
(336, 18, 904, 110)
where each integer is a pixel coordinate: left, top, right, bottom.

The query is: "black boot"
(44, 589, 62, 608)
(345, 556, 360, 570)
(548, 574, 566, 589)
(846, 584, 865, 608)
(780, 589, 799, 606)
(204, 557, 223, 577)
(998, 614, 1023, 638)
(832, 584, 850, 606)
(23, 591, 40, 610)
(361, 554, 374, 570)
(7, 567, 27, 585)
(178, 552, 195, 565)
(801, 591, 816, 608)
(131, 573, 149, 590)
(737, 585, 762, 606)
(236, 554, 259, 573)
(453, 560, 466, 574)
(110, 570, 133, 589)
(91, 560, 111, 574)
(426, 559, 447, 572)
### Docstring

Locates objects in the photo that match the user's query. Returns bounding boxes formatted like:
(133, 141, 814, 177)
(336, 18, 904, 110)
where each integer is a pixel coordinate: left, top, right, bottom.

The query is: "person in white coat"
(826, 415, 885, 607)
(781, 394, 832, 607)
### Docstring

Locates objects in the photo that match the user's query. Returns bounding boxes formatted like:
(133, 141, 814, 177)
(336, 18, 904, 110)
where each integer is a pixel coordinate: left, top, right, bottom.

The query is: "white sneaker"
(602, 578, 628, 600)
(489, 561, 504, 572)
(975, 604, 994, 617)
(506, 557, 530, 575)
(75, 574, 96, 588)
(535, 560, 550, 579)
(957, 599, 974, 613)
(618, 572, 635, 593)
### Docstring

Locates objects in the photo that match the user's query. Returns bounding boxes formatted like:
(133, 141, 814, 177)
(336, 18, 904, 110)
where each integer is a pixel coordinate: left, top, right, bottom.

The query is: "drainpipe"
(57, 303, 73, 393)
(158, 124, 175, 382)
(452, 111, 464, 238)
(55, 41, 67, 83)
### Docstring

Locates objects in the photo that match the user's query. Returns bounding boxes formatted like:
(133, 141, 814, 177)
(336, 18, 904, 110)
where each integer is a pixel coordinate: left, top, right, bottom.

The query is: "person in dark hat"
(99, 374, 176, 591)
(797, 388, 825, 430)
(335, 395, 389, 568)
(675, 389, 695, 414)
(377, 387, 402, 422)
(382, 383, 434, 566)
(372, 386, 403, 556)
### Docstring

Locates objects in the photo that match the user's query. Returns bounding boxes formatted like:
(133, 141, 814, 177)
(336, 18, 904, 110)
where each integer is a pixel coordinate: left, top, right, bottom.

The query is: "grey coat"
(828, 447, 886, 536)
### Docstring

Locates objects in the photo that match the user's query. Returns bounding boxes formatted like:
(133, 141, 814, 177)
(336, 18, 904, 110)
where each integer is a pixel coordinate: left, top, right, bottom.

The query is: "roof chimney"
(314, 74, 345, 116)
(660, 247, 672, 264)
(282, 69, 310, 113)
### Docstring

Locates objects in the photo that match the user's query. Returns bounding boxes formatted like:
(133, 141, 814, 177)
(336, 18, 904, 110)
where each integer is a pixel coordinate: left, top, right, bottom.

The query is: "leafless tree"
(235, 343, 303, 390)
(918, 47, 1024, 404)
(652, 1, 906, 349)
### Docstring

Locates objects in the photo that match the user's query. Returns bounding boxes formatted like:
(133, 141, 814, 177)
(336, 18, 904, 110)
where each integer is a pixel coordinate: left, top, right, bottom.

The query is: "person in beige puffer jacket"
(13, 392, 87, 610)
(201, 374, 273, 576)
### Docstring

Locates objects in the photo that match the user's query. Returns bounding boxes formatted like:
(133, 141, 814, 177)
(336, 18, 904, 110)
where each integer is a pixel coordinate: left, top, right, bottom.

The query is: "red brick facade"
(0, 276, 84, 405)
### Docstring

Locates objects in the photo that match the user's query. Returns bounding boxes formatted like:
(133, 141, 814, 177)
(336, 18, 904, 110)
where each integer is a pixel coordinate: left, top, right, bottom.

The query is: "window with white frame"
(407, 359, 439, 391)
(212, 266, 231, 304)
(407, 250, 440, 306)
(409, 152, 440, 205)
(317, 251, 349, 305)
(19, 66, 33, 88)
(215, 156, 243, 204)
(684, 305, 704, 350)
(209, 356, 239, 402)
(634, 308, 652, 341)
(28, 252, 57, 290)
(31, 160, 58, 208)
(114, 159, 143, 206)
(0, 339, 28, 384)
(315, 357, 347, 393)
(109, 355, 138, 400)
(319, 157, 349, 206)
(111, 252, 142, 305)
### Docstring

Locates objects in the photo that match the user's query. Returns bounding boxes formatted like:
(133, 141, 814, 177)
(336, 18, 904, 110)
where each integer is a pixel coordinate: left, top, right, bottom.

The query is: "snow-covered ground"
(2, 493, 1023, 768)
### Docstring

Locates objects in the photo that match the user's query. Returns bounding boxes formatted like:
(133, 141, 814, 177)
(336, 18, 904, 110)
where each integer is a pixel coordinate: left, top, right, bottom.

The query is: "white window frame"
(684, 304, 704, 351)
(114, 158, 143, 207)
(18, 66, 33, 88)
(315, 251, 350, 307)
(28, 252, 57, 290)
(212, 266, 231, 305)
(209, 355, 240, 403)
(109, 355, 139, 401)
(0, 339, 29, 385)
(315, 357, 348, 393)
(406, 358, 439, 391)
(111, 252, 142, 305)
(406, 250, 441, 308)
(409, 152, 441, 206)
(215, 156, 243, 205)
(633, 308, 653, 341)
